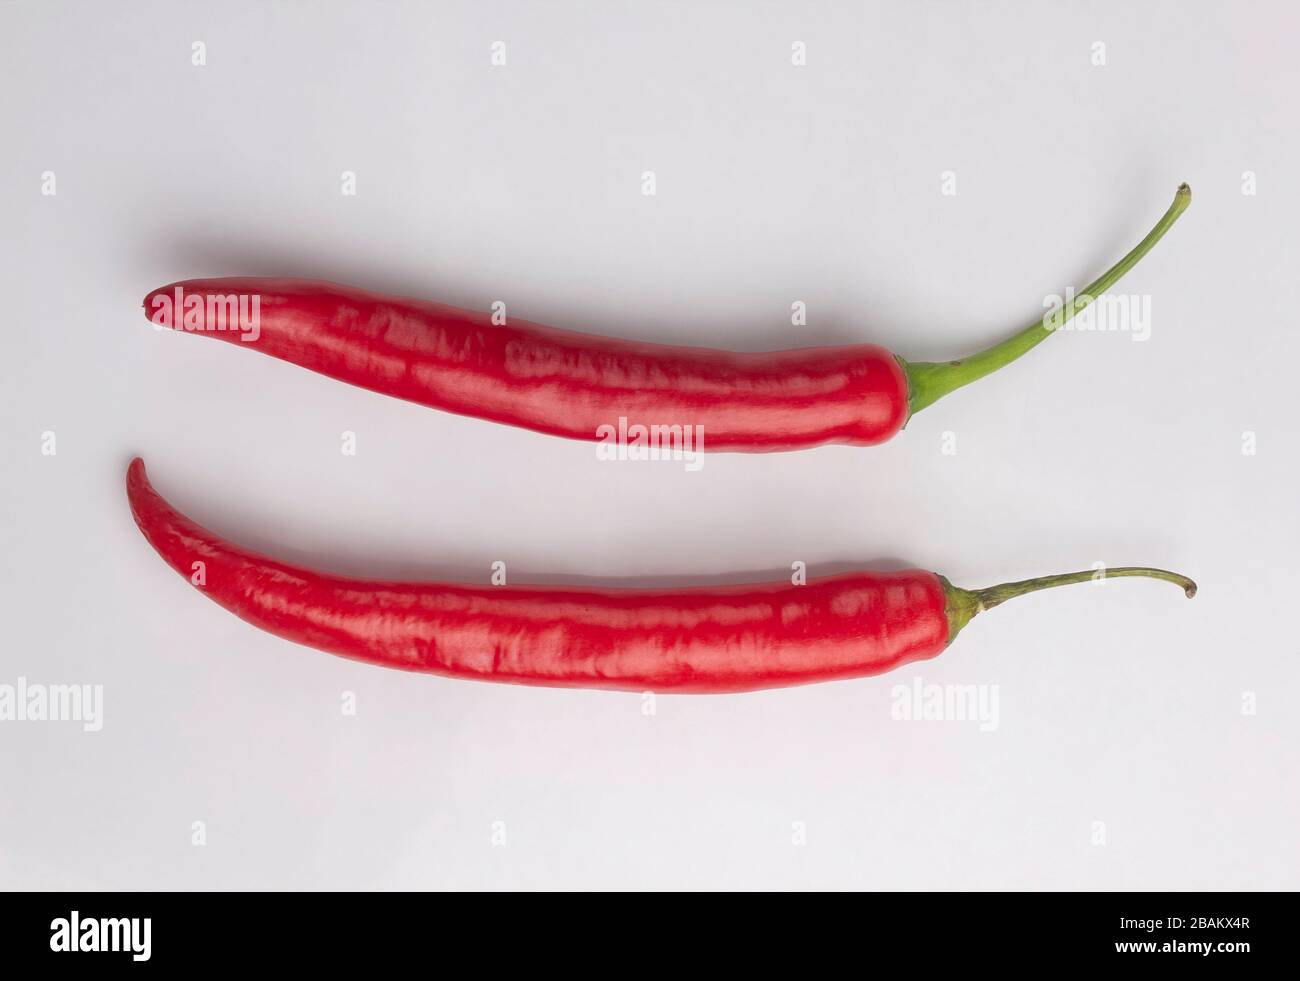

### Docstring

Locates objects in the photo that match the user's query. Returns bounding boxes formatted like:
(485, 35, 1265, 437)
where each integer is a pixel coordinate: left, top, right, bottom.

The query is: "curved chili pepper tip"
(142, 288, 174, 327)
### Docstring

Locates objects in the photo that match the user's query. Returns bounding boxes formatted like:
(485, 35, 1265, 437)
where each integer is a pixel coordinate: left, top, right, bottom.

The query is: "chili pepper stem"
(904, 183, 1191, 417)
(943, 566, 1196, 640)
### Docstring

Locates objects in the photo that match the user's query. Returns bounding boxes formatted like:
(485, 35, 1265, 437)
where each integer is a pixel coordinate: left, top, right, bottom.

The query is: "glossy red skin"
(127, 460, 950, 692)
(143, 279, 910, 452)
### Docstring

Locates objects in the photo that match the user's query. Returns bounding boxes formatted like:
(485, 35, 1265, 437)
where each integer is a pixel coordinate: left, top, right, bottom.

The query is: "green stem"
(905, 183, 1191, 416)
(944, 566, 1196, 640)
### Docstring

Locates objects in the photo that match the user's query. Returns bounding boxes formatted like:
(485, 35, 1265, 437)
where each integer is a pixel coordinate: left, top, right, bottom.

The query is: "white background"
(3, 1, 1297, 890)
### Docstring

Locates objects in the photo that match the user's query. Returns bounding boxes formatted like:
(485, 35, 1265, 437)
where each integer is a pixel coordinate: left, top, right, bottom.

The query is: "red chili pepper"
(142, 186, 1189, 451)
(127, 458, 1195, 693)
